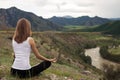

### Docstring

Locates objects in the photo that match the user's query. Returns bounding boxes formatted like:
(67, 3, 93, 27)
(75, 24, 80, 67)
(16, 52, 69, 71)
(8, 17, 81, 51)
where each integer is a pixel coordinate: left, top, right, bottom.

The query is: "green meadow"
(0, 31, 101, 80)
(0, 31, 120, 80)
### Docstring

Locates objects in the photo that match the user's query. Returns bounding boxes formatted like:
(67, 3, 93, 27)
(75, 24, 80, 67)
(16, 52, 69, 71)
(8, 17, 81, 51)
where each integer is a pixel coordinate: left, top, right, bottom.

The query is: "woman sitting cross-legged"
(11, 18, 57, 78)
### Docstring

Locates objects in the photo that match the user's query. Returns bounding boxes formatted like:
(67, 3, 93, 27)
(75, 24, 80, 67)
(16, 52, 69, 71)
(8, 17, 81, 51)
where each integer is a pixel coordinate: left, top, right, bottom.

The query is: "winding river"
(85, 47, 120, 70)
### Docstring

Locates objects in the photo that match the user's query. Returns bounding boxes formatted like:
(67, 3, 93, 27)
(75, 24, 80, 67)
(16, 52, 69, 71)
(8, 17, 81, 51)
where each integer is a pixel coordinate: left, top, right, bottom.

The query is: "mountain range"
(0, 7, 63, 31)
(49, 16, 111, 26)
(109, 18, 120, 20)
(0, 7, 119, 32)
(93, 20, 120, 35)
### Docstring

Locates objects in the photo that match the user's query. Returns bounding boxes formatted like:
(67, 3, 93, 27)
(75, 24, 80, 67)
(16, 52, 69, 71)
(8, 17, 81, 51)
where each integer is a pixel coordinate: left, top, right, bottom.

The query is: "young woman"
(11, 18, 56, 78)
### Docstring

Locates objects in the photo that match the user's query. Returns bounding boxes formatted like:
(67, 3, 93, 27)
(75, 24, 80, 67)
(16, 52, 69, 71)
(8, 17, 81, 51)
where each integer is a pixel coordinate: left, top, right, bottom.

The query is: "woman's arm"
(29, 37, 56, 62)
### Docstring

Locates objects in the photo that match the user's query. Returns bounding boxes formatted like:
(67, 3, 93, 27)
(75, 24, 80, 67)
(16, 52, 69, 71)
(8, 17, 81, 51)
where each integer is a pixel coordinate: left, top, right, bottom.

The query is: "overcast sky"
(0, 0, 120, 18)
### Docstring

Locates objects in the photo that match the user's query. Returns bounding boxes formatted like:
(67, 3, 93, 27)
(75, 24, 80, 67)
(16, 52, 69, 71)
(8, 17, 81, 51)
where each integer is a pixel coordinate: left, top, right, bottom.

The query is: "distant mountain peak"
(79, 16, 90, 18)
(7, 6, 19, 11)
(8, 6, 17, 9)
(94, 16, 99, 18)
(62, 15, 73, 18)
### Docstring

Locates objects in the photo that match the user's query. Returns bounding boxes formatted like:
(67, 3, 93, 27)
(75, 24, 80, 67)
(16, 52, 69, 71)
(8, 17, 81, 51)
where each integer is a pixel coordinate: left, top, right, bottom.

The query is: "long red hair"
(14, 18, 31, 43)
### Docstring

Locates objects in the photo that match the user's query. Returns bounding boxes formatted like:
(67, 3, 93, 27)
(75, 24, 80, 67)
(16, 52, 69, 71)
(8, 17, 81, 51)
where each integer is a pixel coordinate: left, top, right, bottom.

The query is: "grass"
(63, 25, 89, 32)
(108, 47, 120, 55)
(0, 31, 102, 80)
(0, 51, 100, 80)
(64, 25, 88, 29)
(63, 25, 98, 32)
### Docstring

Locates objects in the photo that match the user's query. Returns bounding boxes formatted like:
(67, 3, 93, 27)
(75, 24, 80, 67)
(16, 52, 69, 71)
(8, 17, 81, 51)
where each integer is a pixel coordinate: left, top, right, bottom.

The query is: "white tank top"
(12, 37, 32, 70)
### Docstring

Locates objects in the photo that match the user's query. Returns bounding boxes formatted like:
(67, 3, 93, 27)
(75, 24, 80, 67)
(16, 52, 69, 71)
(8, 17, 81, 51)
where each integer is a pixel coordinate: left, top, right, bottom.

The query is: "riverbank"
(85, 47, 120, 70)
(100, 46, 120, 63)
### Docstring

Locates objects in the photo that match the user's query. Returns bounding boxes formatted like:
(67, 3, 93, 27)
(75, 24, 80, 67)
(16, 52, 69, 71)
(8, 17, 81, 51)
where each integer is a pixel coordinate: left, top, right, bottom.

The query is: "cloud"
(61, 2, 67, 6)
(91, 0, 120, 18)
(72, 0, 95, 7)
(0, 0, 119, 18)
(77, 3, 94, 7)
(35, 0, 49, 7)
(56, 5, 61, 10)
(34, 0, 93, 16)
(54, 9, 91, 13)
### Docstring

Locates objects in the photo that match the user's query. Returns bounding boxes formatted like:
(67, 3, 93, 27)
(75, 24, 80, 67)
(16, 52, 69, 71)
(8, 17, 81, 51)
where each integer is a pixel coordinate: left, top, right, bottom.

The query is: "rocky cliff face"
(0, 7, 63, 31)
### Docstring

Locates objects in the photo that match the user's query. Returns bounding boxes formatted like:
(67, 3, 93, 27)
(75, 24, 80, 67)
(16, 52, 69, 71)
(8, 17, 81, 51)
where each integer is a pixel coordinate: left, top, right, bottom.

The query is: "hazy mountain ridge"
(109, 18, 120, 20)
(49, 16, 111, 26)
(68, 20, 120, 35)
(93, 20, 120, 35)
(0, 7, 63, 31)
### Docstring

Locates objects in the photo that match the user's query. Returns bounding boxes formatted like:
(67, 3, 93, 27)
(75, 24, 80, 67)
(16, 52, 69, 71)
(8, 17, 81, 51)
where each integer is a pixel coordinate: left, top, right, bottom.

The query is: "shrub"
(100, 46, 120, 62)
(102, 64, 120, 80)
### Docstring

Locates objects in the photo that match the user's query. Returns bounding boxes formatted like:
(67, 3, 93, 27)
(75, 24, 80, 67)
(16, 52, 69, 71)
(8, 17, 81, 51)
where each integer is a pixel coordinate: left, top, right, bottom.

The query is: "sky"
(0, 0, 120, 18)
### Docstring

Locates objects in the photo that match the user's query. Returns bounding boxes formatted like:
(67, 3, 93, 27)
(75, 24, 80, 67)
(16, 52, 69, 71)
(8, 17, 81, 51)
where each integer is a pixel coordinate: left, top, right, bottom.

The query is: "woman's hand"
(48, 58, 57, 63)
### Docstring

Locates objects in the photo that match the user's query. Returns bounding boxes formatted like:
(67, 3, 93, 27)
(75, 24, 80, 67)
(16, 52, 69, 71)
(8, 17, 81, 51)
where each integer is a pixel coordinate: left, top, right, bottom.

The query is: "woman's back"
(12, 37, 31, 70)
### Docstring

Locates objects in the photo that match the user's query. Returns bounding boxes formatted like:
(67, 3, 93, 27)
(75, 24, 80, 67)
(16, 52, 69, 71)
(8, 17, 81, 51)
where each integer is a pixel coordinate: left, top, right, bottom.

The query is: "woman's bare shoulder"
(29, 37, 35, 45)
